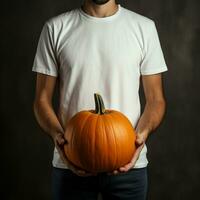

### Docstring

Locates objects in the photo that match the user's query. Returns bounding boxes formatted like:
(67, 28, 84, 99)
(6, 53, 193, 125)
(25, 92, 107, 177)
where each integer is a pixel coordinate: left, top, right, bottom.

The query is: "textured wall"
(1, 0, 200, 199)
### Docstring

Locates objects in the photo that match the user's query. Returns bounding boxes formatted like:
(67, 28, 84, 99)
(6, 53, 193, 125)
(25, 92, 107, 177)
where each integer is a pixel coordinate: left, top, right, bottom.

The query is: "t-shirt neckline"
(78, 4, 122, 22)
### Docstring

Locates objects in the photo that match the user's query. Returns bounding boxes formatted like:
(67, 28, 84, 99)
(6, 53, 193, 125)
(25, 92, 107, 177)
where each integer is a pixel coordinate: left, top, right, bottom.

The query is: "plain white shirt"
(32, 4, 168, 169)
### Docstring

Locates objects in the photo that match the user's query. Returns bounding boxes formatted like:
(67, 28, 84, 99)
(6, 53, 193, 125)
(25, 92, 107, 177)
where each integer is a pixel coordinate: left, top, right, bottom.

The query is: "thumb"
(57, 133, 67, 146)
(135, 134, 144, 146)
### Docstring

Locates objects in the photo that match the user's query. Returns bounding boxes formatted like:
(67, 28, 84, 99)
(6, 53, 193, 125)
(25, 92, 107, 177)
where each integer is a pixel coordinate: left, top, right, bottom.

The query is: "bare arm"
(116, 73, 167, 173)
(33, 73, 94, 176)
(33, 73, 64, 138)
(135, 73, 166, 141)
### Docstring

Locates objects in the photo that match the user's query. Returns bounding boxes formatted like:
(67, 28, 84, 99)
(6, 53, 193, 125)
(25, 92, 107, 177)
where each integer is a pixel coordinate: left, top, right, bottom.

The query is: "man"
(32, 0, 168, 199)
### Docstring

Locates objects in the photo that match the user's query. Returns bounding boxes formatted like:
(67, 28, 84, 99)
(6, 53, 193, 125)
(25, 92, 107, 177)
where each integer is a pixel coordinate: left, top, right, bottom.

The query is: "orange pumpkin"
(64, 93, 136, 173)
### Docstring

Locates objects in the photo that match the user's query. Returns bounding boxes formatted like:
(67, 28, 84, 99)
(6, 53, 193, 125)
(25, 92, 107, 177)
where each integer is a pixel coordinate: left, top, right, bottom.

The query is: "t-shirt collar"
(78, 4, 122, 22)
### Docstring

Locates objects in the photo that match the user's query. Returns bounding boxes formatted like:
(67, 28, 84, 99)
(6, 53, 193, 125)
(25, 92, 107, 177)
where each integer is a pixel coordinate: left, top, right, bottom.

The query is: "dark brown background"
(1, 0, 200, 199)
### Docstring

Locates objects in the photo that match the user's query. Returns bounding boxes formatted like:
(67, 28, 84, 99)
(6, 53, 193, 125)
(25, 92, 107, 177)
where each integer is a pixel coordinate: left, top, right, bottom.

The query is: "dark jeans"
(52, 166, 148, 200)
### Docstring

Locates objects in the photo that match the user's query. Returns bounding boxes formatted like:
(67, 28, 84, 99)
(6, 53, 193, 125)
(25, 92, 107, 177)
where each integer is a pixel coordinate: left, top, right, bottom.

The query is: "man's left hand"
(108, 131, 149, 175)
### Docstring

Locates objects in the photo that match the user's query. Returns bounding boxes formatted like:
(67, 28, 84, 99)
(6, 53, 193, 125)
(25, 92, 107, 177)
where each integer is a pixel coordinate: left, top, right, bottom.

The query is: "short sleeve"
(140, 21, 168, 75)
(32, 22, 59, 77)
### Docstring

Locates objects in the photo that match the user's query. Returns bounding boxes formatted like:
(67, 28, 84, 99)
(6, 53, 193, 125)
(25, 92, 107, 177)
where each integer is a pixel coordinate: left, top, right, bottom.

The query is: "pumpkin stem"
(94, 93, 106, 114)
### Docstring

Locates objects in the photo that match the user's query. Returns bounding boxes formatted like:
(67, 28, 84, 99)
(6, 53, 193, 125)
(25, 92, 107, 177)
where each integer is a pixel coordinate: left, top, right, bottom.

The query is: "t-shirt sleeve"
(140, 21, 168, 75)
(32, 22, 59, 77)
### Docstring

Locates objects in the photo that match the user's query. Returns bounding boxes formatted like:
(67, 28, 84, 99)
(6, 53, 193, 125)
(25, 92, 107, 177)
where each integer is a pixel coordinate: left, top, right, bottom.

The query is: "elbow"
(156, 98, 167, 116)
(32, 99, 45, 121)
(33, 98, 51, 114)
(33, 100, 39, 116)
(146, 97, 167, 113)
(160, 96, 167, 111)
(147, 97, 166, 106)
(33, 99, 42, 115)
(157, 98, 166, 111)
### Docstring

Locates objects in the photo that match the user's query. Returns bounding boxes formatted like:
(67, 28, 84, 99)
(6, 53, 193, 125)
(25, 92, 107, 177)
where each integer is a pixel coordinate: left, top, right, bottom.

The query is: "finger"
(107, 169, 119, 175)
(55, 144, 69, 165)
(131, 146, 144, 163)
(68, 163, 93, 176)
(75, 170, 94, 177)
(136, 139, 143, 146)
(55, 144, 88, 174)
(119, 146, 145, 172)
(137, 143, 145, 151)
(56, 138, 63, 146)
(55, 143, 94, 176)
(119, 164, 132, 172)
(119, 166, 129, 172)
(57, 139, 64, 146)
(130, 145, 145, 166)
(112, 143, 145, 174)
(120, 144, 145, 171)
(135, 136, 144, 146)
(57, 136, 67, 146)
(59, 138, 66, 145)
(77, 169, 86, 175)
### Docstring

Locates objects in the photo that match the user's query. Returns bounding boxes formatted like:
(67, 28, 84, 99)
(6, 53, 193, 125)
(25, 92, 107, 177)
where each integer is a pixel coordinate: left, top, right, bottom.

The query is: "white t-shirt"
(32, 4, 168, 169)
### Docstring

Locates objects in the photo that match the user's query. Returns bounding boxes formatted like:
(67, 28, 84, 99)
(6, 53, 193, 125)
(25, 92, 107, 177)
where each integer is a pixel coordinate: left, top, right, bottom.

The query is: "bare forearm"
(33, 100, 64, 138)
(136, 99, 166, 137)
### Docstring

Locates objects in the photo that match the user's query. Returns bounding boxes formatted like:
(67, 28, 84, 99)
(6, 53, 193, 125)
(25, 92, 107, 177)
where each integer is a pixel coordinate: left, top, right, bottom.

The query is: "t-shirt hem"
(32, 67, 58, 77)
(133, 162, 148, 168)
(141, 66, 168, 75)
(52, 161, 149, 169)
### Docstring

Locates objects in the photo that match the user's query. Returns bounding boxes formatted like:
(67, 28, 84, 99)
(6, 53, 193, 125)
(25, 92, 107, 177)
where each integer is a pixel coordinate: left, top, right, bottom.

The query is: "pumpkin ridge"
(111, 114, 120, 170)
(66, 117, 77, 165)
(99, 115, 109, 171)
(110, 111, 135, 165)
(70, 112, 91, 169)
(92, 114, 99, 171)
(78, 112, 95, 170)
(105, 114, 118, 170)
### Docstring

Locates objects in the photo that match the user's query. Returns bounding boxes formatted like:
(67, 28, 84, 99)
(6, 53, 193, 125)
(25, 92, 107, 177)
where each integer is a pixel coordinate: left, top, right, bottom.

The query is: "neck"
(82, 0, 118, 18)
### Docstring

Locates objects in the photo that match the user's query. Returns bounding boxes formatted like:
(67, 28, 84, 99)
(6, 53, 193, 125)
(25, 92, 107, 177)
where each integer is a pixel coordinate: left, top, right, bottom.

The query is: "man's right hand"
(52, 132, 97, 177)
